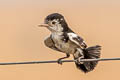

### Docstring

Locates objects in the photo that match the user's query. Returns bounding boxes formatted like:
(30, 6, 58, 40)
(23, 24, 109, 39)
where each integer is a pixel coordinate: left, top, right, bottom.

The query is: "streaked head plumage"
(39, 13, 71, 32)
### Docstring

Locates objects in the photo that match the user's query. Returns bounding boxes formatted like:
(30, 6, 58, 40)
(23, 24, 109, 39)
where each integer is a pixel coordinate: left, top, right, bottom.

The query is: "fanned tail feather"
(74, 45, 101, 73)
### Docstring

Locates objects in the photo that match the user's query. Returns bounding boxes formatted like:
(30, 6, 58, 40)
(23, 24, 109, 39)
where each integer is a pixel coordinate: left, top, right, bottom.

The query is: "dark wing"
(44, 35, 62, 52)
(67, 33, 87, 49)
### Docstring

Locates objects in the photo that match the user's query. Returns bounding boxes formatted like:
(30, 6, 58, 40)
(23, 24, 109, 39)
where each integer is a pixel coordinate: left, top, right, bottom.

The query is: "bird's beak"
(38, 24, 49, 27)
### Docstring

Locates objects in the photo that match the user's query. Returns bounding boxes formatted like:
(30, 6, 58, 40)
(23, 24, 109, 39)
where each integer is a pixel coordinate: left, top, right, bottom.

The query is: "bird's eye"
(52, 21, 56, 24)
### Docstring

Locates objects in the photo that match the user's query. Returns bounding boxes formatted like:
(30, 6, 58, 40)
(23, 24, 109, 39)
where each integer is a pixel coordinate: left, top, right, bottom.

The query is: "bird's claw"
(75, 58, 84, 64)
(57, 59, 63, 65)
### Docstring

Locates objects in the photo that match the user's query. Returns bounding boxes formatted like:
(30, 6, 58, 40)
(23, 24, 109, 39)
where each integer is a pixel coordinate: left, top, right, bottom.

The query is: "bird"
(38, 13, 101, 73)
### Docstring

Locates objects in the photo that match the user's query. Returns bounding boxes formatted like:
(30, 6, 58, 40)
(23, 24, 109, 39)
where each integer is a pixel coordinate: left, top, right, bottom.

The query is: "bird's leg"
(74, 48, 84, 64)
(57, 54, 70, 65)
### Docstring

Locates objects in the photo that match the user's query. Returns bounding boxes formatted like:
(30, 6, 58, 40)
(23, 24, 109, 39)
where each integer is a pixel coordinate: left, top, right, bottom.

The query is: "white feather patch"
(67, 33, 80, 46)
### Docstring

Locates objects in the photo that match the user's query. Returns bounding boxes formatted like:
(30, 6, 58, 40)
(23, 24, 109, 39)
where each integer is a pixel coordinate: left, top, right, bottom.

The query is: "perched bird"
(38, 13, 101, 73)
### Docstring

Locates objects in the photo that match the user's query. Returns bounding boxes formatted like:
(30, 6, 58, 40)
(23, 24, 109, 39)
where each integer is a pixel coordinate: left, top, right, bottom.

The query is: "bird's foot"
(57, 59, 63, 65)
(76, 57, 84, 64)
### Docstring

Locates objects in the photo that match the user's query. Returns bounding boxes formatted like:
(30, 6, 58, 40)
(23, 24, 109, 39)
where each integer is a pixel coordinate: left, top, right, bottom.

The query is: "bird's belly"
(54, 40, 77, 54)
(52, 33, 77, 54)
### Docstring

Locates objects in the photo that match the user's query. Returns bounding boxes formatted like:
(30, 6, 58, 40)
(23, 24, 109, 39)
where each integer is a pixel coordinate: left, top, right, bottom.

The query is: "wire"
(0, 58, 120, 65)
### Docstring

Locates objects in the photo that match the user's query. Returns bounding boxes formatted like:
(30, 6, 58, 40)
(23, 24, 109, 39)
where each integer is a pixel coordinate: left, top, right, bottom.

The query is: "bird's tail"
(73, 45, 101, 73)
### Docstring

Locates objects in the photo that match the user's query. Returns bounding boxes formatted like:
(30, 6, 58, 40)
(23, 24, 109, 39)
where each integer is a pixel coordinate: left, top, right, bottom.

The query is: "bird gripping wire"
(0, 58, 120, 65)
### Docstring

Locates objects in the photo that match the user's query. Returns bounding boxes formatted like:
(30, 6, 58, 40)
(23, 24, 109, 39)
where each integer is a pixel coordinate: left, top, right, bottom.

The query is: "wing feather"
(67, 33, 87, 48)
(44, 35, 62, 52)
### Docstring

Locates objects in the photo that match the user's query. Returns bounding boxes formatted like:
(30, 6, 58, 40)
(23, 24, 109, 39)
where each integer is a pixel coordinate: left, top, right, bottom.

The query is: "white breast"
(51, 32, 63, 44)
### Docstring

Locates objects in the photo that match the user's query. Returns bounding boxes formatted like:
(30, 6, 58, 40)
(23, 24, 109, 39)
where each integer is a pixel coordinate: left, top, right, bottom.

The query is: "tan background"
(0, 0, 120, 80)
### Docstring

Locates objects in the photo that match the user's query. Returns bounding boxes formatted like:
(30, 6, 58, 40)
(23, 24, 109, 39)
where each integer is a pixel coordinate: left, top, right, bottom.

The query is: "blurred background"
(0, 0, 120, 80)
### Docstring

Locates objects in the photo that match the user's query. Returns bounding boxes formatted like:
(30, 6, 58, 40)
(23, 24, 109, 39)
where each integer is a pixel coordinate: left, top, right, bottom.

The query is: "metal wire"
(0, 58, 120, 65)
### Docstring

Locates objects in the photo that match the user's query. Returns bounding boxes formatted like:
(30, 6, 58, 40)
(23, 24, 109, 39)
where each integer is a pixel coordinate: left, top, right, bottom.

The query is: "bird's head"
(38, 13, 70, 32)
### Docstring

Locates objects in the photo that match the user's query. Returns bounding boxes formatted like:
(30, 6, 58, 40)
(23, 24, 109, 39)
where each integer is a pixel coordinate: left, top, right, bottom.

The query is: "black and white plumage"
(39, 13, 101, 73)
